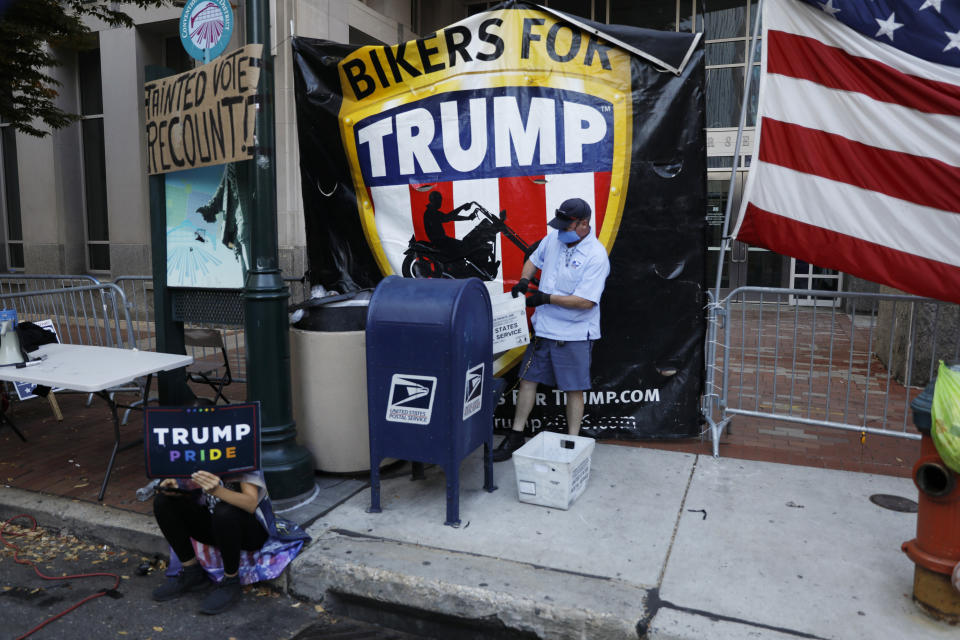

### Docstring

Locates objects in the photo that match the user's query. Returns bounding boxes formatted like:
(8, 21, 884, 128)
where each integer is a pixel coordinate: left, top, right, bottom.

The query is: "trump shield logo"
(337, 7, 630, 288)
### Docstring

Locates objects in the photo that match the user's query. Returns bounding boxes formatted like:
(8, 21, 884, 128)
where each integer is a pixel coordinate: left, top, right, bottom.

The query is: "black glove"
(526, 291, 551, 307)
(511, 278, 530, 298)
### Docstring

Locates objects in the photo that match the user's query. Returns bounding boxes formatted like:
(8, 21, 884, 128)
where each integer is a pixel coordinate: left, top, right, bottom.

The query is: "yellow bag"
(931, 361, 960, 474)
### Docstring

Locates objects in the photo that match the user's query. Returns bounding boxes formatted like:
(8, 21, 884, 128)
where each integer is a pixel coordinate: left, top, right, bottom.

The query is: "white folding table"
(0, 343, 193, 500)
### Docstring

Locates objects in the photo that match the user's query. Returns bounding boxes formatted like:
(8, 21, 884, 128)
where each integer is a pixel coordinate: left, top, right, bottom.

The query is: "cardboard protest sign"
(291, 1, 706, 439)
(144, 44, 262, 175)
(144, 402, 260, 477)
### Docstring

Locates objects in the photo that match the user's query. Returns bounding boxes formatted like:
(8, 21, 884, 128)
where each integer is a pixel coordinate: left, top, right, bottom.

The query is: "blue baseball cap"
(548, 198, 592, 230)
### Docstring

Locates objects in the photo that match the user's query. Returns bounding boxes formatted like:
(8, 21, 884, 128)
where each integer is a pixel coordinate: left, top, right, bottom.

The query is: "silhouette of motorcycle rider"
(403, 190, 538, 280)
(422, 191, 476, 259)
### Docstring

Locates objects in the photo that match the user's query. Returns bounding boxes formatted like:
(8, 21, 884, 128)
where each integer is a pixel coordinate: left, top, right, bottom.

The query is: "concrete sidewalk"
(1, 445, 953, 639)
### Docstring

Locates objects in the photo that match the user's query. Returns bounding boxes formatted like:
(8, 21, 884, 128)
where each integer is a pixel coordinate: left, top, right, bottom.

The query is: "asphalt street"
(0, 516, 422, 640)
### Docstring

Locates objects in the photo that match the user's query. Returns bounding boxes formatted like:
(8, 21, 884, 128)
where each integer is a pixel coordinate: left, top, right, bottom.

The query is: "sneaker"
(151, 563, 208, 602)
(199, 575, 242, 615)
(492, 431, 525, 462)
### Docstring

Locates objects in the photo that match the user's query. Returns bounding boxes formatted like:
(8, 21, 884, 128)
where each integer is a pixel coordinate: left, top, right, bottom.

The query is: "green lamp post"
(244, 0, 314, 499)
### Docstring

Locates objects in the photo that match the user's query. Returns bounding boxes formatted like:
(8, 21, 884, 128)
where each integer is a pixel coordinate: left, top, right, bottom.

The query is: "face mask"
(558, 229, 580, 243)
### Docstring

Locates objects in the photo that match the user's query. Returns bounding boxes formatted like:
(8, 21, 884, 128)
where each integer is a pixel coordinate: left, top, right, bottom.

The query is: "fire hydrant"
(902, 380, 960, 623)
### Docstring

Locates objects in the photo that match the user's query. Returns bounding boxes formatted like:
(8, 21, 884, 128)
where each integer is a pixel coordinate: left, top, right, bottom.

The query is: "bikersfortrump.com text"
(500, 388, 660, 407)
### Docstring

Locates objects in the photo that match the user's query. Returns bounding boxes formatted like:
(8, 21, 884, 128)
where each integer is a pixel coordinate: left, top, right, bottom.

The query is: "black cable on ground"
(1, 514, 122, 640)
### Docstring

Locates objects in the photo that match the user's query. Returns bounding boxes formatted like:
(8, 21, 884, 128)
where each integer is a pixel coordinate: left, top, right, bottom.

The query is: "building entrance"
(706, 171, 785, 297)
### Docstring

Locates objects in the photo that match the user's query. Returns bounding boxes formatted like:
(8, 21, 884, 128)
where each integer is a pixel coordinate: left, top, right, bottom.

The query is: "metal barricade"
(0, 280, 134, 350)
(0, 274, 101, 294)
(111, 276, 156, 352)
(112, 276, 246, 382)
(702, 289, 724, 453)
(706, 287, 960, 456)
(0, 282, 143, 417)
(110, 275, 311, 384)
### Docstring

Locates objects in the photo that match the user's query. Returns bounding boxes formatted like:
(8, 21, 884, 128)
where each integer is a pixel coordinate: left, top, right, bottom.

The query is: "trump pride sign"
(144, 403, 260, 477)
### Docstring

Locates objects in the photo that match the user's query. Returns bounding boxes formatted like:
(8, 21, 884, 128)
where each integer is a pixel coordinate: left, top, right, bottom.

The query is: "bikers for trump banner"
(734, 0, 960, 304)
(291, 1, 706, 439)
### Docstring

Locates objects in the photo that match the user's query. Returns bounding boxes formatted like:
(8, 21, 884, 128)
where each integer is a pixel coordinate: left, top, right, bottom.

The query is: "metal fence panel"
(0, 279, 134, 350)
(707, 287, 960, 455)
(110, 276, 310, 384)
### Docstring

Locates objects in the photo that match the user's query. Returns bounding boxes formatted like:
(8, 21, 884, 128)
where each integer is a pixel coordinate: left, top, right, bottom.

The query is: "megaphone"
(0, 320, 25, 366)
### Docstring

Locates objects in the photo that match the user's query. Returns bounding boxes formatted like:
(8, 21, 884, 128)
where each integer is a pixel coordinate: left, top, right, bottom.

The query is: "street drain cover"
(869, 494, 918, 513)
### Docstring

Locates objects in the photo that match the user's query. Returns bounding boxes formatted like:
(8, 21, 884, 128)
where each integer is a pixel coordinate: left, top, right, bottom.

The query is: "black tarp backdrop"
(291, 1, 706, 439)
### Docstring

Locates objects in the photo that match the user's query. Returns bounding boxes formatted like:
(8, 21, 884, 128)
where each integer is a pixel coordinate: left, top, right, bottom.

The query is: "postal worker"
(493, 197, 611, 462)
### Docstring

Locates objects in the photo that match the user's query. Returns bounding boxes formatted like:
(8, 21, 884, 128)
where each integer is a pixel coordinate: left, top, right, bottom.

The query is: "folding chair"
(184, 328, 233, 405)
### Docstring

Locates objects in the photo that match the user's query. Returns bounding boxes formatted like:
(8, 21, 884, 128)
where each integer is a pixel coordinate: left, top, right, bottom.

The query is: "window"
(466, 1, 597, 20)
(78, 47, 110, 272)
(164, 36, 194, 75)
(0, 121, 23, 270)
(700, 0, 761, 129)
(610, 0, 678, 31)
(548, 0, 595, 21)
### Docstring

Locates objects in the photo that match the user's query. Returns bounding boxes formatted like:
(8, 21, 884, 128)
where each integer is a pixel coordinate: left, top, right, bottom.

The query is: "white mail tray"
(512, 431, 595, 510)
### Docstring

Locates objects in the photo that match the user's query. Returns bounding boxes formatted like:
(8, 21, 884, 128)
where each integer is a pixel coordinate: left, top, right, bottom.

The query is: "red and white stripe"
(733, 0, 960, 304)
(370, 172, 610, 292)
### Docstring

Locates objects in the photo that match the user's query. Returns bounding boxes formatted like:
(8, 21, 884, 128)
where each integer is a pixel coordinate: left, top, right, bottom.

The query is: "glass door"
(789, 259, 843, 306)
(706, 172, 745, 296)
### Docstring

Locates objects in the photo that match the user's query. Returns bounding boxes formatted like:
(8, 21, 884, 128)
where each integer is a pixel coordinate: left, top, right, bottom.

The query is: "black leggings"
(154, 493, 268, 575)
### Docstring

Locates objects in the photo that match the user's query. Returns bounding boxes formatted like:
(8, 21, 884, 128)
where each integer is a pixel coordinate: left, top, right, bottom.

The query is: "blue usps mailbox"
(366, 276, 496, 526)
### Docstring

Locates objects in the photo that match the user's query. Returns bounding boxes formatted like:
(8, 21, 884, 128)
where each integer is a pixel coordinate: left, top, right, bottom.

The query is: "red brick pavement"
(0, 302, 929, 518)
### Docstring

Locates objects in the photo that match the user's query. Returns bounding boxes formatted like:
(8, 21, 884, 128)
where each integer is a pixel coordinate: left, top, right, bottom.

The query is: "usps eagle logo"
(386, 374, 437, 425)
(337, 8, 631, 288)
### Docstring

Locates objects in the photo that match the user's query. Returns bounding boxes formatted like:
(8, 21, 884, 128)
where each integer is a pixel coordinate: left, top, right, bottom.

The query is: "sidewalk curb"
(0, 487, 651, 639)
(0, 487, 166, 557)
(646, 607, 823, 640)
(291, 525, 651, 640)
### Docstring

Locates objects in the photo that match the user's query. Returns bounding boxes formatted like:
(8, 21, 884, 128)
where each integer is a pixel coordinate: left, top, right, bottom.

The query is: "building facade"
(0, 0, 835, 294)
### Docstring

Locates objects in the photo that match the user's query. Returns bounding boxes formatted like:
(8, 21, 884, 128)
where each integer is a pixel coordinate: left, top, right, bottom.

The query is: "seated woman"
(151, 469, 287, 615)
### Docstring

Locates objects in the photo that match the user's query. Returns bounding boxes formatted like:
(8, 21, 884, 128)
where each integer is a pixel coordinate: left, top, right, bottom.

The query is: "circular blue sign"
(179, 0, 234, 63)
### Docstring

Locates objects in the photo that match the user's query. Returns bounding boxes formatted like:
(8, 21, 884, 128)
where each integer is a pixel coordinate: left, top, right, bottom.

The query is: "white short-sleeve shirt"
(529, 230, 610, 341)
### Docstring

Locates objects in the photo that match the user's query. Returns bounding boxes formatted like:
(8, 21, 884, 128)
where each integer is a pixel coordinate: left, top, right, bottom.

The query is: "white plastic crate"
(512, 431, 595, 510)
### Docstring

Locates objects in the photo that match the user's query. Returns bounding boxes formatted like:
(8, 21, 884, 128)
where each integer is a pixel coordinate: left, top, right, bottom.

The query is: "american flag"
(733, 0, 960, 303)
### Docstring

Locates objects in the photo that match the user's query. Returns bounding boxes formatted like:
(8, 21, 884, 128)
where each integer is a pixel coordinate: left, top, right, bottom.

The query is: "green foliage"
(0, 0, 167, 136)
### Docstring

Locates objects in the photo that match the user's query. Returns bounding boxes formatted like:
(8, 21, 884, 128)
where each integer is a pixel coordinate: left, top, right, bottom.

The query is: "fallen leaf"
(291, 602, 301, 608)
(314, 604, 324, 613)
(118, 632, 128, 636)
(73, 483, 89, 488)
(153, 627, 163, 632)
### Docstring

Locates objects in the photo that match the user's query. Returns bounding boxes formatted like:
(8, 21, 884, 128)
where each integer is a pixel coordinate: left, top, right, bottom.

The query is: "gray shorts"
(518, 338, 593, 391)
